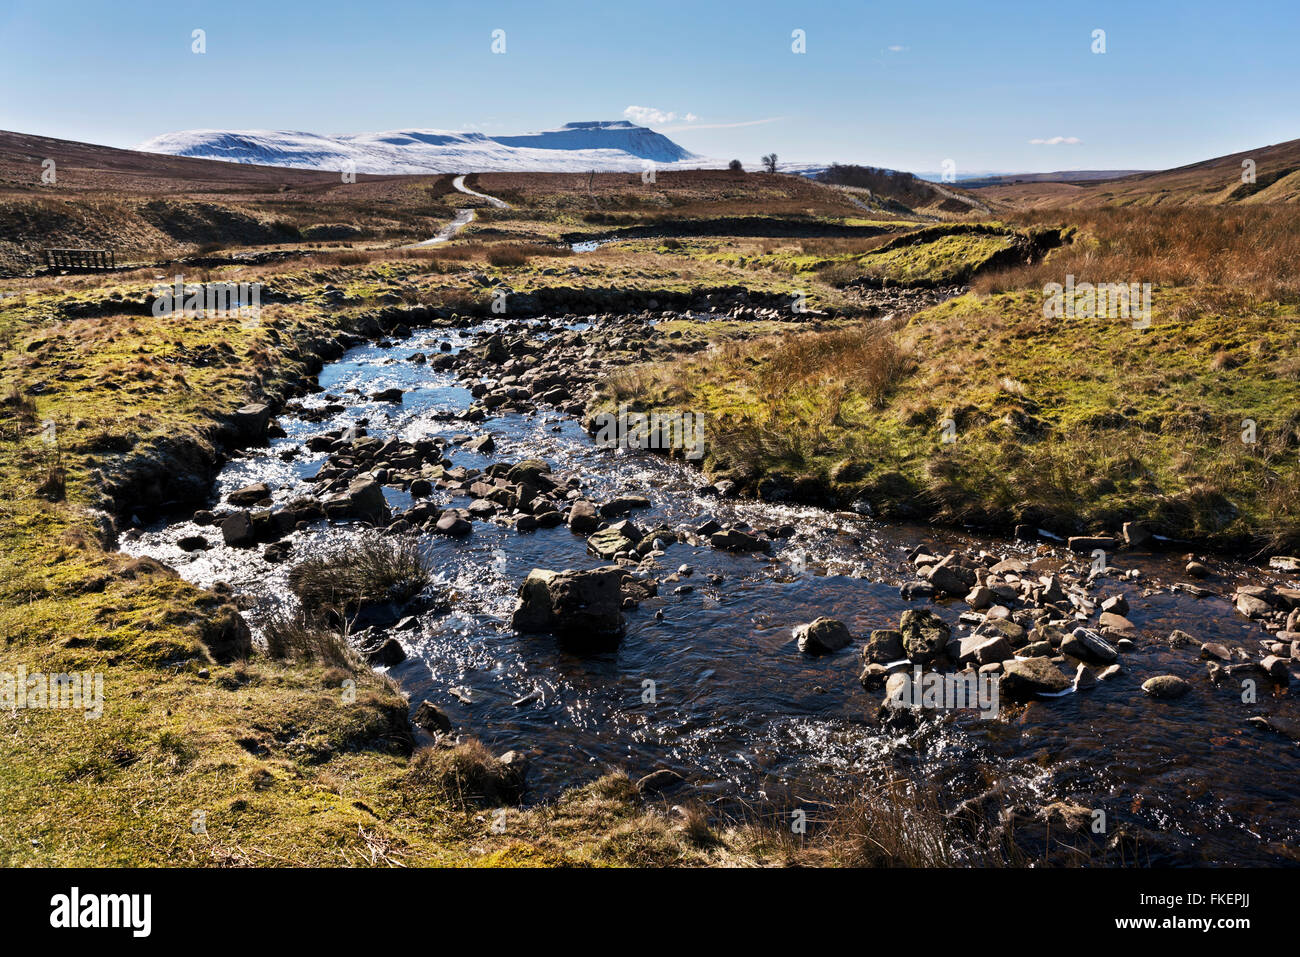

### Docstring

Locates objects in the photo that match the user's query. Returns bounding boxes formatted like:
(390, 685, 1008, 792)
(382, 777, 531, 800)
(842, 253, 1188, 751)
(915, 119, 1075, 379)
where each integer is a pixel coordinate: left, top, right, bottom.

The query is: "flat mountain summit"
(137, 120, 703, 174)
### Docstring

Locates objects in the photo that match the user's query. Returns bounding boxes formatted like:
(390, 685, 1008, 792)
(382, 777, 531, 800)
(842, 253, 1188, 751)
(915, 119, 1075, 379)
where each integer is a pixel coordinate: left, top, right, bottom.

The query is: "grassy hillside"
(815, 163, 990, 217)
(983, 137, 1300, 210)
(0, 130, 466, 274)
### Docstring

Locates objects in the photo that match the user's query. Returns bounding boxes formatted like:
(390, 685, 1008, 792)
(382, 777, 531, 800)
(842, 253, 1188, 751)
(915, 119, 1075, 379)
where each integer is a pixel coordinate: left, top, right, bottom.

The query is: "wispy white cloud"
(623, 105, 697, 126)
(887, 44, 908, 53)
(657, 116, 783, 133)
(1029, 136, 1082, 145)
(623, 105, 782, 134)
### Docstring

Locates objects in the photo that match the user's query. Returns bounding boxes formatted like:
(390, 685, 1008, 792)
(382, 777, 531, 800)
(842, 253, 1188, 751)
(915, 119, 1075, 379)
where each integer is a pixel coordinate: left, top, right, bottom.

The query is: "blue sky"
(2, 0, 1297, 175)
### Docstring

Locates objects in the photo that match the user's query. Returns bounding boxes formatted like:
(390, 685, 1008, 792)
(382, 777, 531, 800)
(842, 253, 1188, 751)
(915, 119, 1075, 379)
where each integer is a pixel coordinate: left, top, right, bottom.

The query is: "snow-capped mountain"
(137, 121, 707, 174)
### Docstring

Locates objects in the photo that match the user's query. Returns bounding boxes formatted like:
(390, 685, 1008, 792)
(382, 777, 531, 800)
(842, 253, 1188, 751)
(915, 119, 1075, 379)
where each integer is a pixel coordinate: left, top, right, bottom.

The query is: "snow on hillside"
(137, 121, 711, 174)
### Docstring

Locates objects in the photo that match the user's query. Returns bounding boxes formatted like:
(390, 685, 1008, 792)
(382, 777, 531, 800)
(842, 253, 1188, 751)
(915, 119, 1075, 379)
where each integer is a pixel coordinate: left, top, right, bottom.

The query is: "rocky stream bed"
(120, 310, 1300, 864)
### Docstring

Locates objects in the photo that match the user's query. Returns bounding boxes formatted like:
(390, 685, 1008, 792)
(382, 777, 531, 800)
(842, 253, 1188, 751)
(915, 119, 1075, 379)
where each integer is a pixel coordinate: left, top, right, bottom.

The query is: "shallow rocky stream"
(122, 315, 1300, 865)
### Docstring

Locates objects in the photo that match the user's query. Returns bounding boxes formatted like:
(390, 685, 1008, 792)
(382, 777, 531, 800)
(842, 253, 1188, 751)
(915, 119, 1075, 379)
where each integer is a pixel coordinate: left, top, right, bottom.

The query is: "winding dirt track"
(412, 175, 511, 246)
(452, 174, 510, 209)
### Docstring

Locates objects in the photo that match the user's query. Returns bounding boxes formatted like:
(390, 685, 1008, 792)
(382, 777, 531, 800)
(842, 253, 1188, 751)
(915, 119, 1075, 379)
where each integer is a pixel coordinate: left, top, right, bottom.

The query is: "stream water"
(122, 317, 1300, 864)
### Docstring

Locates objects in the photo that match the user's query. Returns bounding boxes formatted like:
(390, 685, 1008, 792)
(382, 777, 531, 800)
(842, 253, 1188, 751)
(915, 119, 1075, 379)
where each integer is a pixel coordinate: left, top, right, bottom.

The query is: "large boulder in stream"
(432, 510, 472, 537)
(321, 477, 391, 525)
(568, 500, 601, 534)
(220, 510, 256, 548)
(506, 459, 552, 488)
(479, 334, 509, 363)
(1141, 674, 1190, 699)
(794, 617, 852, 655)
(230, 403, 273, 444)
(1000, 657, 1072, 699)
(511, 566, 625, 648)
(862, 629, 906, 664)
(899, 608, 951, 664)
(920, 553, 976, 597)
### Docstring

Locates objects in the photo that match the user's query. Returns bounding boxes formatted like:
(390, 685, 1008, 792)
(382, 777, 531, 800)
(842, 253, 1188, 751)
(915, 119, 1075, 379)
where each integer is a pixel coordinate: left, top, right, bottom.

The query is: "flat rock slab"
(959, 633, 1014, 666)
(1098, 611, 1137, 636)
(587, 526, 636, 559)
(1001, 657, 1071, 699)
(1062, 628, 1119, 664)
(228, 481, 272, 506)
(709, 528, 770, 552)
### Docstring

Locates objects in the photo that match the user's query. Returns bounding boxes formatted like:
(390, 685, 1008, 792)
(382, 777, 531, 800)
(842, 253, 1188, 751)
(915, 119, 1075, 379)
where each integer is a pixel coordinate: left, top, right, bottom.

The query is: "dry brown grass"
(473, 168, 870, 222)
(262, 610, 360, 668)
(310, 250, 371, 267)
(1, 387, 38, 433)
(287, 535, 433, 619)
(406, 740, 525, 809)
(753, 322, 914, 409)
(815, 777, 1030, 867)
(975, 205, 1300, 302)
(303, 241, 571, 271)
(486, 242, 571, 267)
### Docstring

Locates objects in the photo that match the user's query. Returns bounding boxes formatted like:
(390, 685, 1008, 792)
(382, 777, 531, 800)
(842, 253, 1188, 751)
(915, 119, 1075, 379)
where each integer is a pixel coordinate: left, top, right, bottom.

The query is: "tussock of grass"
(287, 536, 432, 617)
(753, 324, 914, 409)
(262, 611, 360, 668)
(2, 386, 38, 429)
(406, 741, 525, 809)
(820, 779, 1019, 867)
(675, 801, 722, 849)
